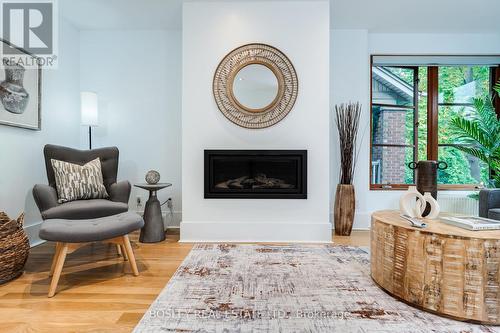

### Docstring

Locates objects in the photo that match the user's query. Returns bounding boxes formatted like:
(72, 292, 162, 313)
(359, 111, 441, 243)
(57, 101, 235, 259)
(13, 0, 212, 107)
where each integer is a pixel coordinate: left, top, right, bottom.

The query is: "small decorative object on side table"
(134, 183, 172, 243)
(145, 170, 161, 184)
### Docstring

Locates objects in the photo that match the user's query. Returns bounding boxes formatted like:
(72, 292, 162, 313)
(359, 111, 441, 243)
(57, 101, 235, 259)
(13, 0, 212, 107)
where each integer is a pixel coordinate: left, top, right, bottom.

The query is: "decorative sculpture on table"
(399, 186, 426, 218)
(422, 192, 440, 219)
(399, 186, 441, 219)
(408, 160, 447, 216)
(145, 170, 161, 184)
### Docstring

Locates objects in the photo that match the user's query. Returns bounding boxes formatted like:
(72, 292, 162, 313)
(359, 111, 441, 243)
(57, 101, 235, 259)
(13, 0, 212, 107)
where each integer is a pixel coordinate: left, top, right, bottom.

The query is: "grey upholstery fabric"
(43, 144, 119, 192)
(109, 180, 132, 204)
(479, 188, 500, 218)
(33, 144, 131, 220)
(32, 184, 59, 212)
(488, 208, 500, 221)
(41, 199, 128, 220)
(39, 212, 144, 243)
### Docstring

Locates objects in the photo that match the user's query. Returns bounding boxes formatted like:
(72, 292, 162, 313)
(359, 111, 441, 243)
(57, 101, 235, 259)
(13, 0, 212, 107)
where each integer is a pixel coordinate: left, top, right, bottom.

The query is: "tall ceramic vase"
(334, 184, 355, 236)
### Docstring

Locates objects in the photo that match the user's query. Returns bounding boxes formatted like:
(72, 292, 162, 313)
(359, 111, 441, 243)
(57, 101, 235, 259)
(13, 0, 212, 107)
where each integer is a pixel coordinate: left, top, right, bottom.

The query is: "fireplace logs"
(215, 174, 294, 190)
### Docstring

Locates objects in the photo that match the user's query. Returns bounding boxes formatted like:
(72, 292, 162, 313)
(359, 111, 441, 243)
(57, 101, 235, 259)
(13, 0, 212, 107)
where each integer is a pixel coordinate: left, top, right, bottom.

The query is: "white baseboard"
(162, 211, 182, 228)
(352, 227, 370, 231)
(180, 221, 332, 243)
(166, 226, 180, 229)
(353, 211, 372, 229)
(330, 211, 372, 230)
(135, 210, 182, 229)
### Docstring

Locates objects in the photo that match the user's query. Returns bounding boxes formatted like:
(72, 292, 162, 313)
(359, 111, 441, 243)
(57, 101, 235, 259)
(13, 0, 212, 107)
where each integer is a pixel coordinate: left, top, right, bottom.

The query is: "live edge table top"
(371, 210, 500, 240)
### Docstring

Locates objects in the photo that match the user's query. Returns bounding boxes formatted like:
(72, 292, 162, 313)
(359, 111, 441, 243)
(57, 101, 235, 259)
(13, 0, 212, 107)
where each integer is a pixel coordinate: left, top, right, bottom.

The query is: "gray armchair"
(479, 188, 500, 220)
(33, 144, 131, 220)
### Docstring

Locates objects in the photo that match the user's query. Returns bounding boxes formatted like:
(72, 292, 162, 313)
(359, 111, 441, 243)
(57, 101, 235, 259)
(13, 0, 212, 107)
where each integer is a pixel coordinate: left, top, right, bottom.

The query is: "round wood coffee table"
(371, 210, 500, 325)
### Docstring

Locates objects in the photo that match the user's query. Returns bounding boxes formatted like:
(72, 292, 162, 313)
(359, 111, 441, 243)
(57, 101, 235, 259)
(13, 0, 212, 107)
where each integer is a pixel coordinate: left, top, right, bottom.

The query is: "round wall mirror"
(232, 64, 279, 112)
(213, 43, 298, 129)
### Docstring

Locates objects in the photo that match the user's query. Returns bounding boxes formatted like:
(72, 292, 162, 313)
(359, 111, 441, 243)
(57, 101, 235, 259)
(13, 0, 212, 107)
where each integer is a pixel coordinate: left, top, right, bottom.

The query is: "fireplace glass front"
(204, 150, 307, 199)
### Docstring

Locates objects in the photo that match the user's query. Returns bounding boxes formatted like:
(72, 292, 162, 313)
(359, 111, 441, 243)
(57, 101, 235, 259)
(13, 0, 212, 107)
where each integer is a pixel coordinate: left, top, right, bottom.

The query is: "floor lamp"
(81, 92, 98, 150)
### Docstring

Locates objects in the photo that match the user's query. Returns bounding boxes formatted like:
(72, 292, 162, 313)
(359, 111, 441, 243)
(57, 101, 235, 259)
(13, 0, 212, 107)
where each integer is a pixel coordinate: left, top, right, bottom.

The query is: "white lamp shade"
(81, 92, 98, 126)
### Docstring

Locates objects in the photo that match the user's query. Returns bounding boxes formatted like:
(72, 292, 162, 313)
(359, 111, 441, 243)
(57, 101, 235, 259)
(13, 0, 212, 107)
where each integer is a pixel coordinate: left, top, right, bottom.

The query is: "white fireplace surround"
(180, 1, 331, 242)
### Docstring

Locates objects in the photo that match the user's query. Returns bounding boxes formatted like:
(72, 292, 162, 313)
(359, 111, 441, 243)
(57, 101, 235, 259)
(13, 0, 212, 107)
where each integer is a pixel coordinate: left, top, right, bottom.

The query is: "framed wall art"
(0, 39, 42, 130)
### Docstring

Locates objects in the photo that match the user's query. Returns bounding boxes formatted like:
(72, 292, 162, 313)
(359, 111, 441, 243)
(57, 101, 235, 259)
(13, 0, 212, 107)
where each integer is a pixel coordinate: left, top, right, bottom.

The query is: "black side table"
(134, 183, 172, 243)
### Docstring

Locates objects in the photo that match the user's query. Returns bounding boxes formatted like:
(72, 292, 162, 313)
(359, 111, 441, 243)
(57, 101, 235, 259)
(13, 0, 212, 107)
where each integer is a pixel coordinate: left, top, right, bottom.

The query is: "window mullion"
(492, 65, 500, 118)
(427, 66, 439, 161)
(413, 67, 419, 181)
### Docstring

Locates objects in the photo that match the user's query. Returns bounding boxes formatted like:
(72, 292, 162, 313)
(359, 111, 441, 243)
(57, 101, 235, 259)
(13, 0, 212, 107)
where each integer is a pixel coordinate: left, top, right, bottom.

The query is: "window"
(370, 56, 500, 190)
(437, 67, 490, 186)
(371, 67, 418, 185)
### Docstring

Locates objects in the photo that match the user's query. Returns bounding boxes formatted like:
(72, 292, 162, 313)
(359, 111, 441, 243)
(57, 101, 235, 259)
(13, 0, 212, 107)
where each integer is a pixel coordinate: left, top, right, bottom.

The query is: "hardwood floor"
(0, 230, 369, 333)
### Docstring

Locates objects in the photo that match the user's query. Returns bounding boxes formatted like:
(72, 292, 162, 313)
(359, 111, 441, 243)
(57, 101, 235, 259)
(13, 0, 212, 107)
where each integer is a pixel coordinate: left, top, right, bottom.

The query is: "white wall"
(79, 30, 182, 227)
(330, 30, 500, 229)
(181, 1, 331, 242)
(330, 30, 371, 229)
(0, 18, 81, 245)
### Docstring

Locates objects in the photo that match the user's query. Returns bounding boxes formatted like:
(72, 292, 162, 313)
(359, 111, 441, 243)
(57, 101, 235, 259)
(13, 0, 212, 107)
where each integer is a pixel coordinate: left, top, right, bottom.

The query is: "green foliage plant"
(449, 80, 500, 187)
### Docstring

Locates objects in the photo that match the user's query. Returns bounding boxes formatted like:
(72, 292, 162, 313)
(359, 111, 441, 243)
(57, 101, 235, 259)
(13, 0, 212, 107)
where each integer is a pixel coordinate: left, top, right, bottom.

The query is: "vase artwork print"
(0, 40, 41, 130)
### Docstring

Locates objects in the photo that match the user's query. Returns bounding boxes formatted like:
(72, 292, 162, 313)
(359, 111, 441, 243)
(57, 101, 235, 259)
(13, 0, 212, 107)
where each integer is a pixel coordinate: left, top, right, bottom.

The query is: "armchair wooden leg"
(121, 245, 128, 261)
(49, 243, 61, 277)
(48, 243, 69, 298)
(115, 244, 129, 261)
(122, 235, 139, 276)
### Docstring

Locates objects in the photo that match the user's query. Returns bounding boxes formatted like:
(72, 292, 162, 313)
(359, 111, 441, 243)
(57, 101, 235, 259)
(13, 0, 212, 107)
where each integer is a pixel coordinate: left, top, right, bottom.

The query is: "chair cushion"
(51, 158, 109, 203)
(488, 208, 500, 221)
(41, 199, 128, 220)
(39, 212, 144, 243)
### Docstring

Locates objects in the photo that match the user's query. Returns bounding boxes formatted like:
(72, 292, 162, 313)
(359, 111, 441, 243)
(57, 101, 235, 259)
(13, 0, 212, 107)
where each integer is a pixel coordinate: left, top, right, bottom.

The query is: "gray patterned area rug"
(134, 244, 498, 333)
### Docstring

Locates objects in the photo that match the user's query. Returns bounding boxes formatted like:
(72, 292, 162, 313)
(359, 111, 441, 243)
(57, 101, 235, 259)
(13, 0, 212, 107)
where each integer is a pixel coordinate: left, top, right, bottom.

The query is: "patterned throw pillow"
(51, 158, 109, 203)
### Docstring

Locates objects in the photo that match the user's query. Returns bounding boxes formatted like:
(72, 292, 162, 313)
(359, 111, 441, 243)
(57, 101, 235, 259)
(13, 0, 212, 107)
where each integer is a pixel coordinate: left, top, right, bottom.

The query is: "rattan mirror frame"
(213, 43, 298, 129)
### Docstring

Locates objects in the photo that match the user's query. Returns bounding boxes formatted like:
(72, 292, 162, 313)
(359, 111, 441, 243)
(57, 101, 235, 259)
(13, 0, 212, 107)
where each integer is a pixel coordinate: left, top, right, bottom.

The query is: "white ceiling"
(61, 0, 500, 33)
(331, 0, 500, 33)
(61, 0, 183, 30)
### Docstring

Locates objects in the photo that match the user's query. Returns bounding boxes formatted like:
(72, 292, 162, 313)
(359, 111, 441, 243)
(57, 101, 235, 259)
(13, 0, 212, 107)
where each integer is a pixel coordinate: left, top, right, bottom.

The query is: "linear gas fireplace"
(204, 150, 307, 199)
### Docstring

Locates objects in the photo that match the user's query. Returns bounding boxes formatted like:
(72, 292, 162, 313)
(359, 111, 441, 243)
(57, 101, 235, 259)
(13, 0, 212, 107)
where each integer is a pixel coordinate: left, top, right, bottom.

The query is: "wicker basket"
(0, 212, 29, 284)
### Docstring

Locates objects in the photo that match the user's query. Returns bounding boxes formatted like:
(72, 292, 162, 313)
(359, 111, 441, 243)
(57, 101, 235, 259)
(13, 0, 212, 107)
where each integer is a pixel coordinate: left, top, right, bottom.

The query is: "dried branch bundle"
(335, 102, 362, 184)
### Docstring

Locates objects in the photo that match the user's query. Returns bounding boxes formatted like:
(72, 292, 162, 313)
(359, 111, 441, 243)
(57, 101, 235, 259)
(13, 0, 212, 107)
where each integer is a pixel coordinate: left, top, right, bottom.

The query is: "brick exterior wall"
(372, 109, 407, 184)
